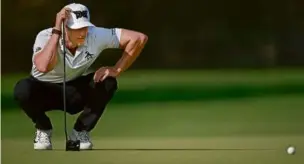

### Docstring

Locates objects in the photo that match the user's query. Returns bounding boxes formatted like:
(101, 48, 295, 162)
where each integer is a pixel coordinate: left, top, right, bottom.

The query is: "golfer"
(13, 3, 148, 150)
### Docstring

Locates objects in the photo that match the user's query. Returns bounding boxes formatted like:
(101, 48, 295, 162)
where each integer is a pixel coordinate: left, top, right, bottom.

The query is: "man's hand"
(54, 7, 71, 30)
(93, 67, 119, 83)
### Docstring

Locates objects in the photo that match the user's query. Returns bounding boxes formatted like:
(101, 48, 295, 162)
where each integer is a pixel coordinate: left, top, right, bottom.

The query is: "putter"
(62, 21, 80, 151)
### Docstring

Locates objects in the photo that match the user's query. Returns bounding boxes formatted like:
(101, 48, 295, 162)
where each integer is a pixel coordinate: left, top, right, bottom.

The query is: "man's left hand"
(93, 67, 119, 83)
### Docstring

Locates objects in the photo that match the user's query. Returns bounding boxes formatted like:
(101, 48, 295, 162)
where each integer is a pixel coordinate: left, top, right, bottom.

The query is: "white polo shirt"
(31, 26, 121, 83)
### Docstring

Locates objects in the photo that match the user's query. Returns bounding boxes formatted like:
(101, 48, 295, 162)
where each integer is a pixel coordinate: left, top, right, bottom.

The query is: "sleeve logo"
(35, 47, 42, 53)
(111, 29, 116, 36)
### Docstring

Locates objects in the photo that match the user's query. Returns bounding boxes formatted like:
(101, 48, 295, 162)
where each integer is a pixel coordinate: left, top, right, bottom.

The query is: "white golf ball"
(287, 146, 296, 155)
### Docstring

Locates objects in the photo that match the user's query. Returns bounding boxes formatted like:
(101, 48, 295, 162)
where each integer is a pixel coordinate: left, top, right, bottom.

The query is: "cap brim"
(68, 21, 95, 29)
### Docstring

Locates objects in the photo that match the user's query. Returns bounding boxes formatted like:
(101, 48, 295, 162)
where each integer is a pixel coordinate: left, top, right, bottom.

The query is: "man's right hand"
(54, 7, 71, 30)
(93, 67, 119, 83)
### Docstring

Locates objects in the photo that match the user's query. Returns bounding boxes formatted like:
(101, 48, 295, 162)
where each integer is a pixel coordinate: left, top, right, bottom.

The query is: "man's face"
(67, 27, 88, 47)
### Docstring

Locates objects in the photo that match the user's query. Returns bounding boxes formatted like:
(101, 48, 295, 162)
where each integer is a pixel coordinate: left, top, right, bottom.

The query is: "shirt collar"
(59, 35, 89, 52)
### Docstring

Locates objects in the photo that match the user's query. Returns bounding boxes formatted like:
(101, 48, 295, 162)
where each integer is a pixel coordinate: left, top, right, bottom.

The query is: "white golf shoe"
(69, 129, 93, 150)
(34, 129, 52, 150)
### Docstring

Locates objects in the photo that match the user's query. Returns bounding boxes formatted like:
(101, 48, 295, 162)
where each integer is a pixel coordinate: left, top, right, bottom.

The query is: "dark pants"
(13, 73, 117, 132)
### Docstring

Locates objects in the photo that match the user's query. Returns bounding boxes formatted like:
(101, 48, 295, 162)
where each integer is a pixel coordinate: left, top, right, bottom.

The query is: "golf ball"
(287, 146, 296, 155)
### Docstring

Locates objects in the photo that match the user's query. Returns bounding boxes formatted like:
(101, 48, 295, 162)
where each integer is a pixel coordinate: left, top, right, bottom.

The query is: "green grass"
(2, 137, 304, 164)
(3, 69, 304, 93)
(2, 95, 304, 138)
(2, 70, 304, 163)
(2, 94, 304, 164)
(3, 69, 304, 109)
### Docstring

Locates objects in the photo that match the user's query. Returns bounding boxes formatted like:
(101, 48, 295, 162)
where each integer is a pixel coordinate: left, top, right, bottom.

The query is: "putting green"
(2, 136, 304, 164)
(2, 95, 304, 164)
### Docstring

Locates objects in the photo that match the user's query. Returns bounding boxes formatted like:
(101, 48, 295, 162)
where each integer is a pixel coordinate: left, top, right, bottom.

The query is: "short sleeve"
(33, 29, 51, 56)
(93, 27, 122, 50)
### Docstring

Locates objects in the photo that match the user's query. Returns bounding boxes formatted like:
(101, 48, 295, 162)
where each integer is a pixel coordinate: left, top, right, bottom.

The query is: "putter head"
(66, 140, 80, 151)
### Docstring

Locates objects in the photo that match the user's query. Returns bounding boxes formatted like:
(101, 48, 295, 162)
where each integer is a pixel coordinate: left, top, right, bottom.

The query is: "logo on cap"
(73, 10, 88, 19)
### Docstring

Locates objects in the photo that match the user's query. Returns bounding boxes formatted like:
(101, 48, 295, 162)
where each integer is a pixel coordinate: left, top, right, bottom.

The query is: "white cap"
(65, 3, 95, 29)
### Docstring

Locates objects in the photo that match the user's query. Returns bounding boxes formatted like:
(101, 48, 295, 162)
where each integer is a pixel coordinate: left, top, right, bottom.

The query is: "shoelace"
(36, 130, 51, 144)
(76, 131, 90, 142)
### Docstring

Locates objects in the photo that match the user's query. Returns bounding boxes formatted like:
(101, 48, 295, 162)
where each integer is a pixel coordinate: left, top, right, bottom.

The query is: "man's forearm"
(34, 33, 60, 73)
(114, 40, 145, 74)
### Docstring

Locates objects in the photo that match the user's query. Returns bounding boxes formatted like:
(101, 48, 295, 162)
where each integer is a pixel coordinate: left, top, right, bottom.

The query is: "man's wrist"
(114, 66, 122, 75)
(52, 28, 62, 36)
(53, 26, 61, 31)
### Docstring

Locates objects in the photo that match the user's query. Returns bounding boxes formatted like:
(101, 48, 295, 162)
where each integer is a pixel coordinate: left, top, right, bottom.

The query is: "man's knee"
(13, 78, 34, 103)
(95, 77, 118, 93)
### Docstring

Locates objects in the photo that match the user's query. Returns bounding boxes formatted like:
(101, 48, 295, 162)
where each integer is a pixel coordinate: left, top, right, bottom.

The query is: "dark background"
(2, 2, 304, 163)
(2, 0, 304, 74)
